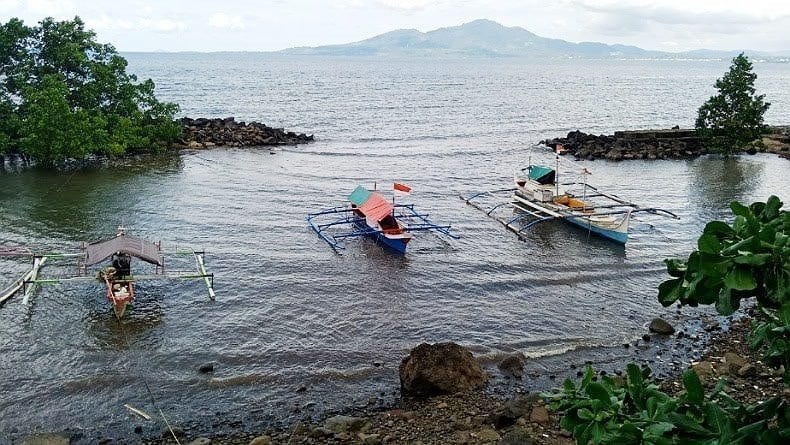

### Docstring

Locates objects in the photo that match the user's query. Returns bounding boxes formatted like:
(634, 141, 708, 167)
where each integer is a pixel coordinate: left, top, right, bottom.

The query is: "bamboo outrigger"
(1, 227, 215, 319)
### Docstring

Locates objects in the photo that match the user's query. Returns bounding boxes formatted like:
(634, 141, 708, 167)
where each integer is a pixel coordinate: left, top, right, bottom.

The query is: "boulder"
(649, 318, 675, 335)
(498, 353, 526, 379)
(399, 342, 487, 397)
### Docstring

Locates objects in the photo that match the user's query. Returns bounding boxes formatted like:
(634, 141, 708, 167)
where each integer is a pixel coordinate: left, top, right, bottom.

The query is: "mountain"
(280, 19, 787, 59)
(281, 19, 662, 58)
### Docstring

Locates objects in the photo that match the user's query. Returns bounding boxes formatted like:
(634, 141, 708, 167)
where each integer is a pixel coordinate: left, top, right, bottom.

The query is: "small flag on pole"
(394, 182, 411, 196)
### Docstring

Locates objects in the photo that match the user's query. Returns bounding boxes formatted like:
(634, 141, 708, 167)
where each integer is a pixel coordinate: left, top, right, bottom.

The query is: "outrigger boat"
(463, 146, 678, 244)
(0, 227, 215, 319)
(307, 184, 459, 254)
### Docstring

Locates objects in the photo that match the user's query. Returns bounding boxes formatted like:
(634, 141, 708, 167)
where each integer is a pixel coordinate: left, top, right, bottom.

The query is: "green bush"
(658, 196, 789, 381)
(545, 364, 788, 444)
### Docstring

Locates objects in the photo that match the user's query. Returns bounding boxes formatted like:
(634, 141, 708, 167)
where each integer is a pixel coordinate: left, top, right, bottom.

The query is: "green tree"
(695, 53, 771, 155)
(0, 16, 180, 167)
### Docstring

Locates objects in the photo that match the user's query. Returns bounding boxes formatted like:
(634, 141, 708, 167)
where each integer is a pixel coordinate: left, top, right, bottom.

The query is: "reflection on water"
(688, 155, 765, 222)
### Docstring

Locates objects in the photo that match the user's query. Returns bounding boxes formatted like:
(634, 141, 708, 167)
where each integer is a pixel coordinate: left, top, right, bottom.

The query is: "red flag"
(394, 182, 411, 195)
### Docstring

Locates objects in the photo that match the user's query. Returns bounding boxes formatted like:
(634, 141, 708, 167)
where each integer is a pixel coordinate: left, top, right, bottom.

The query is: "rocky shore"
(174, 117, 314, 149)
(540, 126, 790, 161)
(97, 310, 781, 445)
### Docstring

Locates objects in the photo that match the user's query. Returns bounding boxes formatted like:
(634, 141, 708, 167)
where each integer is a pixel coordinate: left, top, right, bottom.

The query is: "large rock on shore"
(399, 342, 488, 397)
(175, 117, 313, 149)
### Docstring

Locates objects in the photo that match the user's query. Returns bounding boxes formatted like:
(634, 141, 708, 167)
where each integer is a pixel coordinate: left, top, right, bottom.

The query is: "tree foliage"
(695, 53, 771, 155)
(0, 16, 180, 166)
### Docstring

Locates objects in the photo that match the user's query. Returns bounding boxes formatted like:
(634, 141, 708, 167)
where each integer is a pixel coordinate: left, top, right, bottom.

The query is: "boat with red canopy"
(307, 183, 458, 254)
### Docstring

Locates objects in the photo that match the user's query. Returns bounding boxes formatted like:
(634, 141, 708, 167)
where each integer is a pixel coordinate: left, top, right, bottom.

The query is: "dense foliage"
(658, 195, 789, 381)
(695, 53, 771, 155)
(546, 364, 788, 444)
(0, 16, 180, 167)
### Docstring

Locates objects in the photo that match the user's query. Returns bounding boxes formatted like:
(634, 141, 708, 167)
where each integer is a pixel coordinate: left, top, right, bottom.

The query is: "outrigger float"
(307, 183, 459, 254)
(462, 146, 678, 244)
(0, 227, 215, 319)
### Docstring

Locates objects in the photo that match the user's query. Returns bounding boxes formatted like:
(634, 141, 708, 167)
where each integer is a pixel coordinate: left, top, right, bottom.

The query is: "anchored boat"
(463, 147, 678, 244)
(0, 227, 215, 319)
(307, 183, 458, 254)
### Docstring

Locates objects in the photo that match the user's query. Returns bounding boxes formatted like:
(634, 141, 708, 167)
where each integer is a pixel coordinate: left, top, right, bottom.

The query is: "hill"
(281, 19, 665, 58)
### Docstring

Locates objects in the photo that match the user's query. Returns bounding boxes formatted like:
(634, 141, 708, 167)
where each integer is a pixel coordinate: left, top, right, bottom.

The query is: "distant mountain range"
(281, 19, 788, 59)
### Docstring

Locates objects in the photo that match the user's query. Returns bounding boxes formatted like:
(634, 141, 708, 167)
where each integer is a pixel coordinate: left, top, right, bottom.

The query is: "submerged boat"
(464, 147, 678, 244)
(307, 183, 458, 254)
(0, 227, 215, 319)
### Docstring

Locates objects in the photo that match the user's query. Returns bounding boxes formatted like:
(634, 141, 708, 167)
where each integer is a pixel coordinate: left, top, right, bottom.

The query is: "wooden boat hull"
(104, 276, 134, 319)
(352, 217, 412, 254)
(513, 189, 630, 244)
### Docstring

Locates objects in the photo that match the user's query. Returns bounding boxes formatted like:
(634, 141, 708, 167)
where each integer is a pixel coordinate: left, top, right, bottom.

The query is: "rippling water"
(1, 54, 789, 441)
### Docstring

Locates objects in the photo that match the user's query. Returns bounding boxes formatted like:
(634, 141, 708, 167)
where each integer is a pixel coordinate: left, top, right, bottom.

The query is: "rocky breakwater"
(541, 126, 790, 161)
(175, 117, 314, 149)
(541, 128, 705, 161)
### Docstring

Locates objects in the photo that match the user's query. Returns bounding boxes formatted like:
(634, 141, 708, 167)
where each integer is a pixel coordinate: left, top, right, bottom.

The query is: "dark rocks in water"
(649, 317, 676, 335)
(176, 116, 314, 149)
(399, 342, 488, 397)
(541, 128, 705, 161)
(197, 362, 214, 373)
(541, 126, 790, 161)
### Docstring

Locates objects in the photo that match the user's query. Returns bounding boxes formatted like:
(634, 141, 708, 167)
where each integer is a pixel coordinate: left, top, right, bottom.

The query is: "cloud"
(89, 14, 186, 33)
(574, 0, 790, 26)
(208, 12, 245, 30)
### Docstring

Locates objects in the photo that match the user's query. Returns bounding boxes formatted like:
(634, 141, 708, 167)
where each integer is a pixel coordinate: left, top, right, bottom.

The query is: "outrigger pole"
(193, 251, 215, 300)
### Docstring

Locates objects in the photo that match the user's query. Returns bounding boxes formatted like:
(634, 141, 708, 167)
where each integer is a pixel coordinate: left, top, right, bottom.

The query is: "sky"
(1, 0, 789, 53)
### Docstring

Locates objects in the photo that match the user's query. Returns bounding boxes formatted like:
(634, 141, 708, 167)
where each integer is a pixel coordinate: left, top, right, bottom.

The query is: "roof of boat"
(348, 185, 394, 222)
(84, 233, 163, 266)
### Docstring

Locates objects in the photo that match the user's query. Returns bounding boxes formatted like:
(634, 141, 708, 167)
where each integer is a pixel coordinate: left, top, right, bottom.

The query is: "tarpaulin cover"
(347, 185, 393, 222)
(84, 234, 162, 266)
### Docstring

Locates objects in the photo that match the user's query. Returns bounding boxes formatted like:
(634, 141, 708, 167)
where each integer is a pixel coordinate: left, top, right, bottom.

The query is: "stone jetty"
(175, 117, 314, 149)
(541, 126, 790, 161)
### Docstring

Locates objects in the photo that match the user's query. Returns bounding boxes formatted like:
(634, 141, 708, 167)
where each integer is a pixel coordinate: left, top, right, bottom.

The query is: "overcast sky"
(1, 0, 788, 53)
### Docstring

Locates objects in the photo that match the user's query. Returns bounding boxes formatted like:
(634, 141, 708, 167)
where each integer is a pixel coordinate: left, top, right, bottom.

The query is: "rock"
(186, 439, 211, 445)
(498, 353, 526, 379)
(399, 342, 488, 397)
(737, 364, 757, 378)
(499, 428, 535, 445)
(723, 352, 748, 376)
(692, 361, 715, 382)
(178, 117, 313, 148)
(249, 435, 272, 445)
(474, 428, 502, 442)
(20, 434, 70, 445)
(358, 432, 382, 445)
(649, 318, 675, 335)
(324, 415, 368, 434)
(529, 406, 551, 425)
(198, 362, 214, 373)
(487, 393, 541, 428)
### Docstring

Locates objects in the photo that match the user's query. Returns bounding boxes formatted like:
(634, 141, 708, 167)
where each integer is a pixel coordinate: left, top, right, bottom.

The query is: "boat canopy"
(528, 165, 555, 185)
(348, 185, 394, 222)
(84, 234, 163, 266)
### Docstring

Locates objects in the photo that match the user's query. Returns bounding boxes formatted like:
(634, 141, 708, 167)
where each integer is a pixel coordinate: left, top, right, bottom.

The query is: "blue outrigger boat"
(307, 184, 458, 254)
